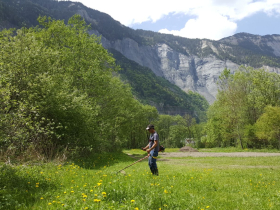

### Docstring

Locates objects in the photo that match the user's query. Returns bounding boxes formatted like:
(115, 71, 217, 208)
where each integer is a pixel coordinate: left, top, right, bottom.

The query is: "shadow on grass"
(0, 164, 57, 210)
(71, 151, 140, 170)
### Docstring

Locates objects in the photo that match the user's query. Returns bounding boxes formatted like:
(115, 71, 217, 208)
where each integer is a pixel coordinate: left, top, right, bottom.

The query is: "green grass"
(1, 150, 280, 209)
(198, 147, 280, 153)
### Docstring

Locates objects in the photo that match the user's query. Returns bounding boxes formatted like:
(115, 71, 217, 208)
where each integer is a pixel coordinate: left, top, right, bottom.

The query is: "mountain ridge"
(1, 0, 280, 105)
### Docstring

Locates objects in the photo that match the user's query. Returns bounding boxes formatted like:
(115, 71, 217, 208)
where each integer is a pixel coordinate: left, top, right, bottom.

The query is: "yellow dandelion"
(97, 183, 102, 186)
(62, 204, 65, 206)
(206, 206, 210, 209)
(103, 195, 107, 198)
(64, 191, 67, 194)
(164, 190, 168, 194)
(83, 199, 86, 202)
(102, 192, 106, 195)
(48, 203, 52, 205)
(40, 172, 43, 174)
(164, 204, 168, 207)
(84, 208, 89, 210)
(36, 185, 39, 188)
(131, 200, 135, 203)
(40, 197, 44, 200)
(71, 191, 74, 193)
(94, 194, 98, 197)
(83, 195, 88, 198)
(90, 190, 93, 192)
(94, 199, 101, 202)
(135, 208, 139, 210)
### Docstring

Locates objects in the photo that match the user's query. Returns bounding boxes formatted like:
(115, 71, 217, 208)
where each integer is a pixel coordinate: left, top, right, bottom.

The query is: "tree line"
(203, 66, 280, 149)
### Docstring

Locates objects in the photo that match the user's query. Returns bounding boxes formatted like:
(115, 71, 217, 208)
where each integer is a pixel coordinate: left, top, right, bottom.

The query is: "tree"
(205, 66, 280, 149)
(255, 106, 280, 149)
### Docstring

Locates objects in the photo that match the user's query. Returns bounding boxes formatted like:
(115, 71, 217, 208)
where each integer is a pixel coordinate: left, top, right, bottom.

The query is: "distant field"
(1, 149, 280, 209)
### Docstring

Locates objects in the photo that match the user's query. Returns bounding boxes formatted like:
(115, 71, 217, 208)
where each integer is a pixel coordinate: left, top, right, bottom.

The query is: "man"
(142, 124, 159, 175)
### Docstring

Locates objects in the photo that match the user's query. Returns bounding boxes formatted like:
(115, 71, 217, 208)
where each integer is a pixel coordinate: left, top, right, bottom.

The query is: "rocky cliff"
(90, 29, 280, 104)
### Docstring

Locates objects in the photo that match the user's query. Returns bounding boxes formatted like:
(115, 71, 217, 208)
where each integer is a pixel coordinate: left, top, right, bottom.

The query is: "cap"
(146, 124, 154, 130)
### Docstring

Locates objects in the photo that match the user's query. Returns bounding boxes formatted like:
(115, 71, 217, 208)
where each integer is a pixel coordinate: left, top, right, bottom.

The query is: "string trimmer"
(117, 155, 149, 174)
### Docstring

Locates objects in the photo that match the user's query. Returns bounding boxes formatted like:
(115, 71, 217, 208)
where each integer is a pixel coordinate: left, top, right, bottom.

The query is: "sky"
(69, 0, 280, 40)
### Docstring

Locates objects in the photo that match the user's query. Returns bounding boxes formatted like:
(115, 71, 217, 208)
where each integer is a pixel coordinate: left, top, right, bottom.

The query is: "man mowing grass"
(142, 124, 159, 175)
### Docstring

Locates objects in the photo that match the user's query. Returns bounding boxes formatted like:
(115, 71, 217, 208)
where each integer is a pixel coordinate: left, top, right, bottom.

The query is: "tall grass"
(1, 150, 280, 209)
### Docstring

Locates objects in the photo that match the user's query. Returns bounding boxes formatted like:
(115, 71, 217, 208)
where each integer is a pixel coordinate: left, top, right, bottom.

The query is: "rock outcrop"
(90, 30, 242, 103)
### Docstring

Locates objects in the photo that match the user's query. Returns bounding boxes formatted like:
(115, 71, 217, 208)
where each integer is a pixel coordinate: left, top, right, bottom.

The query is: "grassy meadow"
(1, 149, 280, 210)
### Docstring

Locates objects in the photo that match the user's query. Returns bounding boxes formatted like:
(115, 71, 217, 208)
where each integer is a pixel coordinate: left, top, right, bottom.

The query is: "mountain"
(1, 0, 280, 106)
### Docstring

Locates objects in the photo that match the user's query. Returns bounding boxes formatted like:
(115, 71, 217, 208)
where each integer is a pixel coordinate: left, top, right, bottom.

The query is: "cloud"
(72, 0, 280, 39)
(159, 13, 237, 40)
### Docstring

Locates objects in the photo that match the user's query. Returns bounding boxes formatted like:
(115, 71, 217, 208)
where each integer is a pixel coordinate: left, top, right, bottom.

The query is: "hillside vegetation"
(0, 16, 159, 158)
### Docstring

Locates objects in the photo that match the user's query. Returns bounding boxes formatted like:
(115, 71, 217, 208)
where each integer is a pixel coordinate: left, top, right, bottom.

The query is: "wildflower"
(103, 195, 107, 198)
(48, 203, 52, 205)
(40, 172, 43, 174)
(40, 197, 44, 200)
(83, 195, 88, 198)
(135, 208, 139, 210)
(97, 183, 102, 186)
(85, 208, 89, 210)
(36, 185, 39, 188)
(94, 199, 101, 202)
(94, 194, 98, 197)
(71, 191, 74, 193)
(131, 200, 135, 203)
(83, 199, 86, 202)
(62, 204, 65, 206)
(164, 190, 168, 194)
(64, 191, 67, 194)
(102, 192, 106, 195)
(90, 190, 93, 192)
(206, 206, 210, 209)
(57, 196, 60, 198)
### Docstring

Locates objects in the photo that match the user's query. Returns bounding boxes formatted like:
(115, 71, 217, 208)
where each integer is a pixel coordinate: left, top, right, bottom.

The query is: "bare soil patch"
(179, 146, 198, 152)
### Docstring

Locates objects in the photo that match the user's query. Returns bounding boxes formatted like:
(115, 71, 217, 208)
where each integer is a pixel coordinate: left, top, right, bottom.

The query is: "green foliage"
(0, 15, 158, 157)
(152, 114, 201, 148)
(204, 66, 280, 149)
(255, 106, 280, 148)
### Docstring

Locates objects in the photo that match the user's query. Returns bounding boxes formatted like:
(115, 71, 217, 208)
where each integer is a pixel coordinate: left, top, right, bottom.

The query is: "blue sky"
(70, 0, 280, 40)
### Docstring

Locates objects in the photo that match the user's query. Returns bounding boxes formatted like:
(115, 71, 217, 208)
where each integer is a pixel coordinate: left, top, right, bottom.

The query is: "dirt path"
(160, 152, 280, 158)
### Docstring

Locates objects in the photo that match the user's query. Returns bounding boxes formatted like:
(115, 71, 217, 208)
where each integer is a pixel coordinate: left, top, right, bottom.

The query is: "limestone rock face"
(89, 30, 280, 104)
